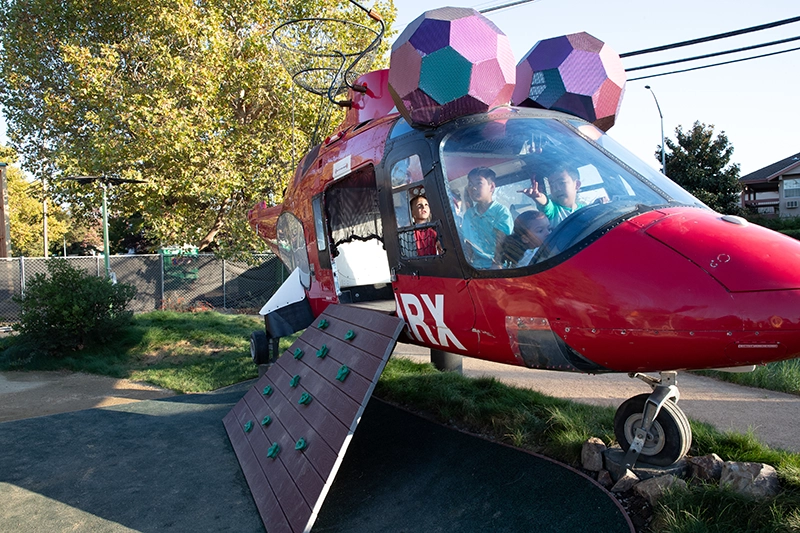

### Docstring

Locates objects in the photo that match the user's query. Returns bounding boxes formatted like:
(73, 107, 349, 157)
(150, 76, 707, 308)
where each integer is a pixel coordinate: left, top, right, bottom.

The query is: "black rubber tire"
(250, 330, 270, 365)
(613, 393, 692, 466)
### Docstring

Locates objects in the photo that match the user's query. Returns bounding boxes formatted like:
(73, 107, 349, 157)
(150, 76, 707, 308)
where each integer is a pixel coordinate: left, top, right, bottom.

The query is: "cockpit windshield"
(439, 113, 707, 270)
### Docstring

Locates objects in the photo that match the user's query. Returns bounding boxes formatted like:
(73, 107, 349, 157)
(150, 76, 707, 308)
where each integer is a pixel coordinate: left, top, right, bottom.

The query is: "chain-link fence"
(0, 254, 288, 325)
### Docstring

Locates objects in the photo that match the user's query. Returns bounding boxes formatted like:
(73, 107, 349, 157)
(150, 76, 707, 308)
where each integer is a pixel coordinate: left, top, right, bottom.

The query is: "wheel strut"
(620, 371, 679, 471)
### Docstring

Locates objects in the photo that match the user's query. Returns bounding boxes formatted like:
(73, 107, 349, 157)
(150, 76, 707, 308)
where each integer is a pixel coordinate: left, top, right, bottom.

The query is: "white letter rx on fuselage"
(394, 293, 466, 350)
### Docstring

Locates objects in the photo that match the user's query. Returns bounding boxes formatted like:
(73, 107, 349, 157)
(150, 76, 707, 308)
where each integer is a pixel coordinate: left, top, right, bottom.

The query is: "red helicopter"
(246, 5, 800, 470)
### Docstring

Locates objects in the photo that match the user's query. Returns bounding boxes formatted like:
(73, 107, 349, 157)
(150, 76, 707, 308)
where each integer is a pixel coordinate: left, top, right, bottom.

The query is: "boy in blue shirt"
(461, 167, 513, 268)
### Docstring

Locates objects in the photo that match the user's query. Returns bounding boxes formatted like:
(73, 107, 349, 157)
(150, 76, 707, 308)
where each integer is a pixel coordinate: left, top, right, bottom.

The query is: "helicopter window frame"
(276, 211, 311, 289)
(390, 153, 444, 260)
(436, 113, 681, 271)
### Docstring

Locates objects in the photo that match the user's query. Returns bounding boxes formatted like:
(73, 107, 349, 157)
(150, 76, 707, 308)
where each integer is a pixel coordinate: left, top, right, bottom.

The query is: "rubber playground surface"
(0, 381, 633, 533)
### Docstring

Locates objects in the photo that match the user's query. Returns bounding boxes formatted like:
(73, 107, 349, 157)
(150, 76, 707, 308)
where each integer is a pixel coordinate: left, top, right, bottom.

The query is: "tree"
(0, 0, 395, 256)
(660, 121, 742, 214)
(0, 145, 71, 256)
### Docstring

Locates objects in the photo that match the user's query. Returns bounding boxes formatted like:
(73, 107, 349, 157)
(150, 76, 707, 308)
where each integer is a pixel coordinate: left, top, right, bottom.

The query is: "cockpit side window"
(440, 116, 674, 269)
(276, 212, 311, 288)
(391, 154, 442, 259)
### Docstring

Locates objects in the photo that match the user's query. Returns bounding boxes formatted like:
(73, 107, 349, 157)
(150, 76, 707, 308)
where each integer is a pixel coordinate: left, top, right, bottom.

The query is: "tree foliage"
(0, 0, 395, 255)
(660, 121, 742, 214)
(0, 145, 71, 256)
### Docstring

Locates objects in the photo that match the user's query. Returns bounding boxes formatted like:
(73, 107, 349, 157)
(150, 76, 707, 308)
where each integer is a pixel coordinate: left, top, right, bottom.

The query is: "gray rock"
(582, 437, 607, 472)
(597, 469, 613, 489)
(611, 469, 639, 492)
(687, 453, 724, 481)
(634, 475, 688, 506)
(720, 462, 780, 499)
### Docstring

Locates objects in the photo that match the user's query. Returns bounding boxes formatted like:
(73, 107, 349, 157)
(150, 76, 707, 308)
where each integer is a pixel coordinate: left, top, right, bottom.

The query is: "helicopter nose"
(644, 211, 800, 292)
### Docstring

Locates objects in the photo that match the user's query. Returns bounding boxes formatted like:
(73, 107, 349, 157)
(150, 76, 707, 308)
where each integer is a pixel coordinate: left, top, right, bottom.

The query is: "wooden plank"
(225, 305, 404, 533)
(257, 374, 349, 453)
(284, 337, 374, 405)
(290, 330, 382, 382)
(224, 409, 293, 533)
(325, 303, 403, 334)
(243, 386, 337, 487)
(231, 398, 311, 532)
(268, 362, 359, 429)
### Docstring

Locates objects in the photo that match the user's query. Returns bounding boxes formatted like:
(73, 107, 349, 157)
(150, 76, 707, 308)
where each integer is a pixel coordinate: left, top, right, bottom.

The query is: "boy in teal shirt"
(522, 165, 585, 227)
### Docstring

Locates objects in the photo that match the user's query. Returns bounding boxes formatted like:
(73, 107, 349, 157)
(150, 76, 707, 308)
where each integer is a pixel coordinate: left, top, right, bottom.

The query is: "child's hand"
(519, 180, 547, 205)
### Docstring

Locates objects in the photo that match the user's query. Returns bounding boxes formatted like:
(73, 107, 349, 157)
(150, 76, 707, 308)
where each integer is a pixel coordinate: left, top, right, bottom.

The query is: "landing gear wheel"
(250, 331, 270, 365)
(614, 393, 692, 466)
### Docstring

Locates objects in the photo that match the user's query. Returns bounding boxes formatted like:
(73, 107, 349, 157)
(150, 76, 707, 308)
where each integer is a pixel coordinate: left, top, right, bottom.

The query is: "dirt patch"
(0, 371, 175, 423)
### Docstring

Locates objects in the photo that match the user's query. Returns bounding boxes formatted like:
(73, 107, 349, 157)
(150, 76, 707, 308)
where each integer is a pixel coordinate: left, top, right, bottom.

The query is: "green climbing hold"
(244, 420, 254, 433)
(344, 329, 356, 341)
(298, 392, 312, 405)
(290, 374, 301, 388)
(336, 365, 350, 382)
(317, 319, 329, 329)
(294, 347, 304, 360)
(316, 344, 329, 359)
(267, 442, 280, 459)
(261, 416, 272, 426)
(295, 438, 307, 451)
(262, 385, 273, 396)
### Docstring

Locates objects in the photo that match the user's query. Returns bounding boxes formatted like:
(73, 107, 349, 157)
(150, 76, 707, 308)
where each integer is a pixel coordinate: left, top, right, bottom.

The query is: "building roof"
(740, 151, 800, 184)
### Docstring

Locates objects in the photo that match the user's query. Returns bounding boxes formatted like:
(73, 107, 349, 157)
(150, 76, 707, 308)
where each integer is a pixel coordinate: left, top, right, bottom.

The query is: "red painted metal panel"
(644, 209, 800, 292)
(225, 305, 405, 533)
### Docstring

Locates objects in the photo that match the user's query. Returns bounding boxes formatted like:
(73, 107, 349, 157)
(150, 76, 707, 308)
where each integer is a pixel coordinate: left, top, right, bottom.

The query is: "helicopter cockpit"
(433, 110, 707, 271)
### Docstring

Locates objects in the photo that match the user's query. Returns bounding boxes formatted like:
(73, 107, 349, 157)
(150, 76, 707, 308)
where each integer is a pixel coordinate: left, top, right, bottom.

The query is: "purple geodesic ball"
(388, 7, 515, 127)
(511, 32, 626, 131)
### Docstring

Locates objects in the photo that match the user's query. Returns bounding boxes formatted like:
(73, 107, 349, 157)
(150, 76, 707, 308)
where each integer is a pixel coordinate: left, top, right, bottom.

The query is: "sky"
(389, 0, 800, 175)
(1, 0, 797, 176)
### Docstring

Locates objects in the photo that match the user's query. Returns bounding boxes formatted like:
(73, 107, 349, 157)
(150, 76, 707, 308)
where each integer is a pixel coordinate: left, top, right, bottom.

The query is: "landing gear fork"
(618, 371, 686, 470)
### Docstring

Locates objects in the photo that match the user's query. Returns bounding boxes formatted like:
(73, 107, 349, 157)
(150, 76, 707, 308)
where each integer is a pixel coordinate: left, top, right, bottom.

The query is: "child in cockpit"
(498, 210, 552, 267)
(520, 165, 585, 227)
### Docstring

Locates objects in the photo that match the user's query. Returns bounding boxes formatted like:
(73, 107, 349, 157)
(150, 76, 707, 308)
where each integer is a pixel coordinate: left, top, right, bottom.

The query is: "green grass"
(0, 311, 297, 393)
(696, 359, 800, 396)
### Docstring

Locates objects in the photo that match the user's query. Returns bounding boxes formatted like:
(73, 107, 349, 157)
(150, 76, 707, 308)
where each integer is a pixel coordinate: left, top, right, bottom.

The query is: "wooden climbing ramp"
(223, 304, 405, 533)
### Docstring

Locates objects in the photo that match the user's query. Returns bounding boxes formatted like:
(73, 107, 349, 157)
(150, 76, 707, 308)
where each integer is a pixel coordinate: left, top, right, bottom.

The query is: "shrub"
(12, 259, 137, 355)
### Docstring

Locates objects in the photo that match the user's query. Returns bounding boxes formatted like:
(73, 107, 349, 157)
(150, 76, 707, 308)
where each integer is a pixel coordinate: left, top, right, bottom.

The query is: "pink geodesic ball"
(388, 7, 515, 127)
(511, 32, 626, 131)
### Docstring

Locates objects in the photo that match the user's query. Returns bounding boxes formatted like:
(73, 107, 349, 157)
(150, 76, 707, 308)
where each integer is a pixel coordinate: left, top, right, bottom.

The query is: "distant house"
(740, 151, 800, 217)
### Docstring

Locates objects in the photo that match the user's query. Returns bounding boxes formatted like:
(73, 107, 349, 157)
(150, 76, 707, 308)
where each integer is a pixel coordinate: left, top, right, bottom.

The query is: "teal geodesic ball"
(388, 7, 516, 127)
(512, 32, 626, 131)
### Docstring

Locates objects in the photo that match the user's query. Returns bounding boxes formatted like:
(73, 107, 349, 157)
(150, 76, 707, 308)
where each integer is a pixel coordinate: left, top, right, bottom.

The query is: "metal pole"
(645, 85, 667, 176)
(42, 176, 48, 257)
(160, 251, 165, 310)
(0, 163, 11, 257)
(101, 182, 110, 278)
(222, 259, 227, 309)
(19, 256, 25, 298)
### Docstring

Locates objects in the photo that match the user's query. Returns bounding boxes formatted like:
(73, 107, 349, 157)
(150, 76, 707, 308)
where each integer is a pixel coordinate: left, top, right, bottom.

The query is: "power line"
(621, 15, 800, 57)
(627, 44, 800, 81)
(626, 34, 800, 72)
(479, 0, 539, 14)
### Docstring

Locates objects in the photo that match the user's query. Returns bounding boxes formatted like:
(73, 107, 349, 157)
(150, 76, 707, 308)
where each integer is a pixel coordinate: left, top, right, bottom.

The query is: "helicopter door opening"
(325, 164, 393, 304)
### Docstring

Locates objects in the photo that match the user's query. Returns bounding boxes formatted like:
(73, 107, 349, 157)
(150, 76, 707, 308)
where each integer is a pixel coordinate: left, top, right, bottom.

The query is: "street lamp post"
(63, 175, 145, 280)
(644, 85, 667, 176)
